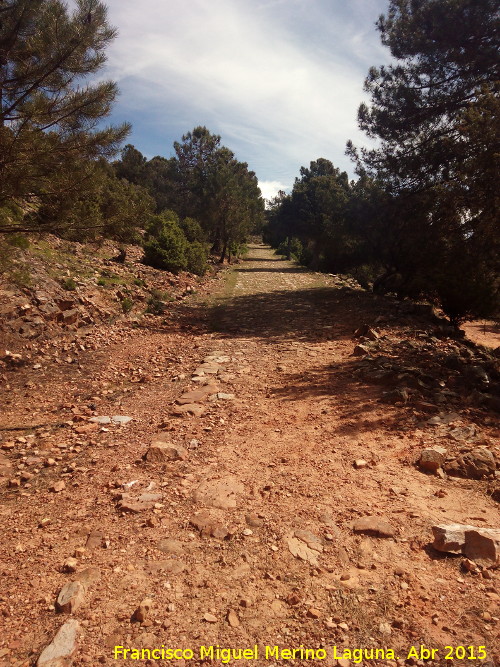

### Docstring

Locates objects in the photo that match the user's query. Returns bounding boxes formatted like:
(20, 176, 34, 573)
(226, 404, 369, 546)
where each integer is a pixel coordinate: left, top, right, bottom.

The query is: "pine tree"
(348, 0, 499, 322)
(174, 127, 264, 261)
(0, 0, 130, 231)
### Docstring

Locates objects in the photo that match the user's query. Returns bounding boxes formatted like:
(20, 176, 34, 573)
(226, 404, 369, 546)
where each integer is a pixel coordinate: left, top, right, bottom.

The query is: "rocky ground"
(0, 243, 499, 667)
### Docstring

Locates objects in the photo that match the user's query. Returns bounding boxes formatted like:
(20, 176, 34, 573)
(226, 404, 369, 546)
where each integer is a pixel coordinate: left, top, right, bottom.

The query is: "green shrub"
(150, 289, 173, 301)
(346, 264, 381, 291)
(0, 201, 24, 230)
(11, 266, 32, 287)
(146, 298, 165, 315)
(146, 290, 174, 315)
(181, 217, 206, 243)
(61, 277, 77, 291)
(143, 211, 188, 273)
(121, 297, 134, 313)
(185, 240, 208, 275)
(275, 237, 303, 261)
(228, 241, 249, 261)
(97, 271, 126, 287)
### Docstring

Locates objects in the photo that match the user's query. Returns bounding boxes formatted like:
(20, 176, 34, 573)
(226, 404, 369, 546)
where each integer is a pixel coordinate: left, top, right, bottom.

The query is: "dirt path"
(1, 245, 499, 667)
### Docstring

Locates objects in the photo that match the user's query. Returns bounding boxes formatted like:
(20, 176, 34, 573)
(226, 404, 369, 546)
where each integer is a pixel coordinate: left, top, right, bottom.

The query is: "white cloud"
(258, 180, 292, 201)
(100, 0, 388, 181)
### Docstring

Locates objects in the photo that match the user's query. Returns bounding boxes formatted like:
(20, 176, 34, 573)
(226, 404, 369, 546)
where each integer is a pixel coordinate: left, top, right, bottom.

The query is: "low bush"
(61, 277, 77, 291)
(143, 211, 209, 276)
(146, 290, 174, 315)
(121, 297, 134, 313)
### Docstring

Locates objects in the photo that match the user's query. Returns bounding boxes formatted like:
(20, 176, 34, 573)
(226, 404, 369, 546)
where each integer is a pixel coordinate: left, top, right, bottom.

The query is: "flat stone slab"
(205, 355, 230, 363)
(216, 392, 235, 400)
(85, 531, 104, 549)
(287, 530, 323, 566)
(89, 415, 132, 425)
(118, 492, 162, 512)
(89, 416, 111, 424)
(193, 363, 220, 376)
(37, 619, 80, 667)
(177, 384, 218, 405)
(171, 404, 206, 417)
(352, 516, 396, 538)
(294, 529, 324, 551)
(427, 412, 461, 426)
(74, 567, 101, 587)
(192, 476, 244, 509)
(157, 539, 185, 555)
(111, 415, 133, 425)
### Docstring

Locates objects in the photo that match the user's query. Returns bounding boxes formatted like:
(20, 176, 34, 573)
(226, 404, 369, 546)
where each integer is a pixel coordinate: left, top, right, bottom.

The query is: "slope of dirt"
(0, 244, 499, 667)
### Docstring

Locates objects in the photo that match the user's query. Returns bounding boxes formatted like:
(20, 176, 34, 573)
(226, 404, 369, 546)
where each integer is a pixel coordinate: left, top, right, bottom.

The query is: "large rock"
(432, 523, 500, 565)
(444, 447, 496, 479)
(381, 387, 409, 404)
(418, 446, 447, 473)
(37, 619, 80, 667)
(461, 447, 496, 478)
(56, 298, 76, 312)
(39, 303, 60, 321)
(58, 309, 79, 326)
(145, 441, 188, 462)
(432, 523, 467, 554)
(56, 582, 86, 613)
(133, 598, 153, 623)
(465, 530, 500, 565)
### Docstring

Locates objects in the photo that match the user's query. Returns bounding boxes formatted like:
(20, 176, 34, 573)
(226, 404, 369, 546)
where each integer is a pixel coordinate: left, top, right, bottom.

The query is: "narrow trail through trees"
(1, 245, 499, 666)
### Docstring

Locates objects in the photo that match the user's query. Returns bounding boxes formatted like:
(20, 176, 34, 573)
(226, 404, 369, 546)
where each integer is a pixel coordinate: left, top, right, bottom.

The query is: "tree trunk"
(219, 242, 227, 264)
(310, 240, 321, 270)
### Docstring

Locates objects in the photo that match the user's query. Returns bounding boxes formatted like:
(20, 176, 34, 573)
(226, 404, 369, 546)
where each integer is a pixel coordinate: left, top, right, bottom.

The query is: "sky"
(97, 0, 390, 200)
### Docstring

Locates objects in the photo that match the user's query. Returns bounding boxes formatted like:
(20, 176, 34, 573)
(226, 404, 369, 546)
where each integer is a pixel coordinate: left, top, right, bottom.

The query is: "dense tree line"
(0, 2, 264, 275)
(114, 127, 265, 266)
(266, 0, 499, 325)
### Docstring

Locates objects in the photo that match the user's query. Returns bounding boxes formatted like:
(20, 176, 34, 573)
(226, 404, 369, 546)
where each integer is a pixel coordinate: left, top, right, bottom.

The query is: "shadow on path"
(202, 286, 387, 343)
(234, 267, 308, 274)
